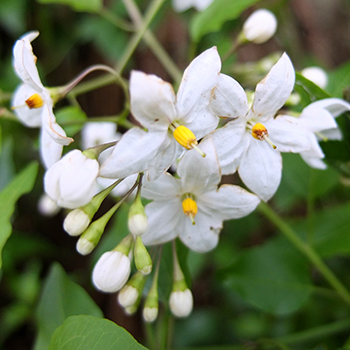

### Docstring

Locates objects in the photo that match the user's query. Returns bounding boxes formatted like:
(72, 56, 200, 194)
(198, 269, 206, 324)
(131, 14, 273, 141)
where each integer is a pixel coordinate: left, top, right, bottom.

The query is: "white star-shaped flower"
(99, 47, 221, 181)
(140, 138, 260, 253)
(11, 31, 73, 168)
(209, 52, 311, 201)
(290, 98, 350, 169)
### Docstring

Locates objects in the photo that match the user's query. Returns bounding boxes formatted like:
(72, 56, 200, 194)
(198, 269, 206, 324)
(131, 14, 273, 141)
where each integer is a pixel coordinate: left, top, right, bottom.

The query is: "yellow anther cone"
(25, 93, 44, 109)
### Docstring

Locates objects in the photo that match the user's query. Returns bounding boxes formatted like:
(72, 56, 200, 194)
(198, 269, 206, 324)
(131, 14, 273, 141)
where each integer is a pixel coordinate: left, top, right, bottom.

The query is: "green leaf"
(219, 237, 313, 315)
(37, 0, 102, 13)
(49, 315, 148, 350)
(55, 105, 87, 137)
(292, 202, 350, 258)
(190, 0, 261, 42)
(34, 263, 103, 350)
(0, 162, 38, 269)
(327, 60, 350, 98)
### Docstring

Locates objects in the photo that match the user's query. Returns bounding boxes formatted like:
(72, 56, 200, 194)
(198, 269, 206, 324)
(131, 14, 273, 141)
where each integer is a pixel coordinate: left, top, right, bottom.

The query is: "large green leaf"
(34, 263, 103, 350)
(49, 315, 148, 350)
(219, 237, 313, 315)
(190, 0, 261, 42)
(37, 0, 102, 13)
(327, 60, 350, 98)
(0, 162, 38, 269)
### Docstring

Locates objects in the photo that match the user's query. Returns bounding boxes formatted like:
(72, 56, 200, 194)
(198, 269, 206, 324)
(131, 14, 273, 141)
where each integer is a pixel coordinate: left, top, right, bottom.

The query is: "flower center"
(249, 122, 276, 149)
(170, 123, 206, 157)
(181, 195, 198, 225)
(25, 93, 44, 109)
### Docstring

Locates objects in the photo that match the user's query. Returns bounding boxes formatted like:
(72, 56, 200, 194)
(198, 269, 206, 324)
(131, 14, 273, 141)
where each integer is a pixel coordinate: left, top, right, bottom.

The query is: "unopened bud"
(37, 193, 60, 217)
(64, 209, 90, 236)
(118, 271, 146, 308)
(128, 195, 148, 236)
(169, 289, 193, 318)
(76, 237, 95, 255)
(134, 236, 152, 275)
(301, 66, 328, 89)
(242, 9, 277, 44)
(143, 307, 158, 323)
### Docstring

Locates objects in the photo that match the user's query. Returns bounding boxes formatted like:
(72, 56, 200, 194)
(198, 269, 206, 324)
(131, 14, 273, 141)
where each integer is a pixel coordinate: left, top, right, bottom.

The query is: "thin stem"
(117, 0, 166, 74)
(121, 0, 182, 84)
(98, 7, 134, 32)
(258, 201, 350, 306)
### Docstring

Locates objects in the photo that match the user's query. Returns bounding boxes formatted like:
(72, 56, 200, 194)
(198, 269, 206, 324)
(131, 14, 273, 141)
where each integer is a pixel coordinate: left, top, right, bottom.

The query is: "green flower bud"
(134, 236, 152, 275)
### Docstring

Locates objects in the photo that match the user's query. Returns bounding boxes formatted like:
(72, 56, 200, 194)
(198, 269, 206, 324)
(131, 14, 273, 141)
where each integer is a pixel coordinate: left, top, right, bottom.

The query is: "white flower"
(37, 193, 60, 216)
(81, 122, 120, 149)
(169, 289, 193, 318)
(292, 98, 350, 169)
(301, 67, 328, 89)
(11, 31, 73, 168)
(172, 0, 214, 12)
(44, 150, 99, 209)
(92, 251, 131, 293)
(99, 47, 221, 181)
(97, 174, 138, 199)
(242, 9, 278, 44)
(209, 53, 311, 201)
(141, 138, 260, 252)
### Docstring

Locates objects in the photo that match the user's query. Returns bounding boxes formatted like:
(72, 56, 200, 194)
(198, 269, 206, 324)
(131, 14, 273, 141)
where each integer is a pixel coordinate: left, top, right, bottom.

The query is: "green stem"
(121, 0, 182, 84)
(258, 201, 350, 306)
(98, 7, 134, 32)
(116, 0, 166, 74)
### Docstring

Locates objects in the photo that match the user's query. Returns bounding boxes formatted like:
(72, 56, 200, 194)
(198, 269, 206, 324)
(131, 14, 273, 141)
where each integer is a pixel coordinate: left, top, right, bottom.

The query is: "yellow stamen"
(173, 125, 206, 157)
(182, 197, 198, 225)
(251, 122, 277, 149)
(25, 93, 44, 109)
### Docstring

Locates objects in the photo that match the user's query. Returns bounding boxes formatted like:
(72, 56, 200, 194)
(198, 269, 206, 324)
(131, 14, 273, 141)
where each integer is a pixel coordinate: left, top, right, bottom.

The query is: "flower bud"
(44, 150, 99, 209)
(118, 271, 146, 308)
(301, 66, 328, 89)
(143, 307, 158, 323)
(128, 195, 148, 236)
(242, 9, 277, 44)
(169, 289, 193, 318)
(37, 193, 60, 216)
(76, 237, 95, 255)
(92, 251, 131, 293)
(134, 236, 152, 275)
(64, 209, 90, 236)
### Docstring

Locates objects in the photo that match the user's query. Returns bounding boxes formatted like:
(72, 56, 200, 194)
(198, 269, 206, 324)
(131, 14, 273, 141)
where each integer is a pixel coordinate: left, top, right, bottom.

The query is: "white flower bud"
(169, 289, 193, 318)
(118, 285, 139, 308)
(63, 209, 90, 236)
(128, 213, 148, 236)
(92, 251, 131, 293)
(143, 307, 158, 323)
(243, 9, 277, 44)
(44, 150, 99, 209)
(301, 67, 328, 89)
(37, 193, 60, 216)
(76, 237, 95, 255)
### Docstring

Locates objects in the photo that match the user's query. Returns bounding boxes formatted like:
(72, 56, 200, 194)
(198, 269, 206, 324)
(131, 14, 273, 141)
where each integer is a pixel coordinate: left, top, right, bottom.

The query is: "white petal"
(142, 172, 181, 200)
(300, 133, 324, 159)
(209, 119, 248, 175)
(210, 73, 249, 119)
(172, 0, 193, 12)
(321, 128, 342, 140)
(81, 122, 120, 149)
(308, 98, 350, 118)
(177, 137, 221, 193)
(248, 53, 295, 121)
(11, 84, 42, 127)
(264, 115, 311, 152)
(238, 139, 282, 201)
(298, 105, 338, 132)
(40, 127, 64, 169)
(198, 185, 260, 220)
(194, 0, 214, 10)
(142, 200, 181, 245)
(130, 71, 177, 130)
(99, 128, 166, 179)
(41, 104, 73, 145)
(13, 31, 43, 92)
(176, 47, 221, 118)
(300, 154, 327, 169)
(178, 210, 221, 252)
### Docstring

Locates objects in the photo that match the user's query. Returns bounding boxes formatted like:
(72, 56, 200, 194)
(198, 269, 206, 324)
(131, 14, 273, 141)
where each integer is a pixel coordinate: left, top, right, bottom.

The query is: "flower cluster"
(11, 20, 350, 321)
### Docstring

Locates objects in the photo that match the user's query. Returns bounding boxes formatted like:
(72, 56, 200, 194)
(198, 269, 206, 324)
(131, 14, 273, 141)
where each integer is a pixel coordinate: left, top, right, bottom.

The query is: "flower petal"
(142, 172, 182, 200)
(265, 115, 311, 152)
(210, 73, 249, 119)
(300, 154, 327, 169)
(13, 31, 43, 92)
(177, 137, 221, 193)
(11, 84, 42, 127)
(130, 71, 177, 130)
(198, 185, 260, 220)
(99, 128, 167, 179)
(298, 104, 338, 132)
(40, 127, 64, 169)
(209, 119, 248, 175)
(238, 138, 282, 201)
(177, 210, 221, 252)
(309, 98, 350, 118)
(142, 200, 181, 245)
(176, 47, 221, 118)
(248, 52, 295, 121)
